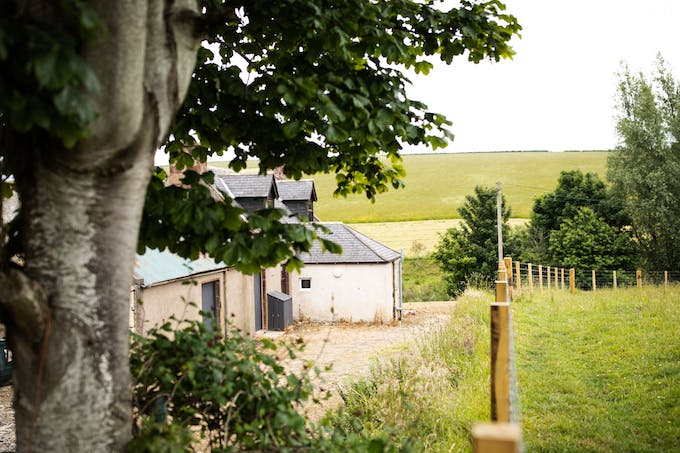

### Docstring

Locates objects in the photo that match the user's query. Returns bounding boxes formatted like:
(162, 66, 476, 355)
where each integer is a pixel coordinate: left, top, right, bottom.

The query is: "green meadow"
(313, 151, 610, 223)
(337, 287, 680, 452)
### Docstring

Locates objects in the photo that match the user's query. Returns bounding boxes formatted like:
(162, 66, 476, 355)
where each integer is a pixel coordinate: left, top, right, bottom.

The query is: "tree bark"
(2, 1, 200, 450)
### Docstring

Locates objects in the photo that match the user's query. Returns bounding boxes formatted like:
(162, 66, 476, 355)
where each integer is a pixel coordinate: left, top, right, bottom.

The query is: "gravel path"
(0, 386, 13, 452)
(278, 301, 456, 419)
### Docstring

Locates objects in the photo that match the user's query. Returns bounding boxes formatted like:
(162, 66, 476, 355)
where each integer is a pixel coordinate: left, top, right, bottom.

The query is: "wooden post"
(613, 270, 617, 289)
(504, 257, 513, 301)
(547, 266, 552, 291)
(491, 279, 511, 422)
(554, 267, 558, 289)
(472, 423, 522, 453)
(538, 265, 543, 292)
(560, 268, 565, 290)
(569, 268, 575, 294)
(592, 270, 597, 291)
(515, 261, 521, 296)
(636, 269, 642, 288)
(665, 270, 668, 287)
(528, 263, 533, 294)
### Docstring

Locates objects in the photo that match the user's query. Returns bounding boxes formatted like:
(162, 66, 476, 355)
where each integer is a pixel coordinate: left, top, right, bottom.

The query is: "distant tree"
(520, 170, 629, 264)
(433, 186, 510, 297)
(549, 207, 637, 287)
(608, 55, 680, 270)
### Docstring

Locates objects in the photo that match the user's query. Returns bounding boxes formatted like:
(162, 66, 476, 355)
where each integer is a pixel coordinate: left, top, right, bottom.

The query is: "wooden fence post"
(592, 270, 597, 291)
(554, 267, 558, 289)
(491, 278, 511, 422)
(538, 265, 543, 293)
(472, 423, 522, 453)
(504, 257, 513, 301)
(636, 269, 642, 288)
(560, 268, 565, 290)
(528, 263, 533, 294)
(569, 268, 575, 294)
(547, 266, 551, 291)
(665, 270, 668, 287)
(515, 261, 521, 296)
(613, 270, 617, 290)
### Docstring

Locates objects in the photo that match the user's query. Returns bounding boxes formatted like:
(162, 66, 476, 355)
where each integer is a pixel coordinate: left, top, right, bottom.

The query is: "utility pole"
(496, 181, 504, 263)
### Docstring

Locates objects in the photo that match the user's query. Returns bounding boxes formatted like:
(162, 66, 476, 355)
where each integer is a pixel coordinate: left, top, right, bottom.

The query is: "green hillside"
(313, 151, 610, 222)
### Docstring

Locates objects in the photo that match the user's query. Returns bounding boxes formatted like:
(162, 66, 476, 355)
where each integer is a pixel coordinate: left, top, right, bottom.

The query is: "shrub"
(130, 315, 414, 452)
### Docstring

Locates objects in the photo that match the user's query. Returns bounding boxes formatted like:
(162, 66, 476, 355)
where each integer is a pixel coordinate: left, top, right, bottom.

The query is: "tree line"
(434, 55, 680, 296)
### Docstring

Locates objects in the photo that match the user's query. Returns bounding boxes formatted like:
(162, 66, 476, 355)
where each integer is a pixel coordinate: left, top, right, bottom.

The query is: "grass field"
(337, 286, 680, 452)
(515, 287, 680, 452)
(349, 218, 527, 256)
(313, 151, 610, 222)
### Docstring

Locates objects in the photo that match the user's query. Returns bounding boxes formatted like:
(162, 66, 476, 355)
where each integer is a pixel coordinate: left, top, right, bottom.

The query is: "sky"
(404, 0, 680, 153)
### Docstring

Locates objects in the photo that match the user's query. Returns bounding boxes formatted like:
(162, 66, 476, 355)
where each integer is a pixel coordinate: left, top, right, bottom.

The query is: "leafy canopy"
(608, 54, 680, 270)
(549, 207, 636, 276)
(152, 0, 520, 270)
(0, 1, 521, 272)
(433, 185, 510, 297)
(518, 170, 629, 265)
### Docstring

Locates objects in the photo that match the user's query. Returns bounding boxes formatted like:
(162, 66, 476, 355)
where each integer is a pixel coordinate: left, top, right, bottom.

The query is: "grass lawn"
(337, 286, 680, 452)
(514, 287, 680, 452)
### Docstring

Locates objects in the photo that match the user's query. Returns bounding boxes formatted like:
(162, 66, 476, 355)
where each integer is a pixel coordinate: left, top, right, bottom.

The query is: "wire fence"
(474, 258, 679, 452)
(512, 262, 680, 295)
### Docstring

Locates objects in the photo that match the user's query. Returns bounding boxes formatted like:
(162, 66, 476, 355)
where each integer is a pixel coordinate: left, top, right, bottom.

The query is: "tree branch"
(0, 268, 48, 338)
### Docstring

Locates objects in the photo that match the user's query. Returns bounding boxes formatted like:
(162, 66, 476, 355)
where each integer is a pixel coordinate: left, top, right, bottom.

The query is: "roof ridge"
(342, 224, 400, 262)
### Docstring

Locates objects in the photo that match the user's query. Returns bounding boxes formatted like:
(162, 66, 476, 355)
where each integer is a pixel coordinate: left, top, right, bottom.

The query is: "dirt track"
(0, 301, 455, 448)
(278, 301, 456, 419)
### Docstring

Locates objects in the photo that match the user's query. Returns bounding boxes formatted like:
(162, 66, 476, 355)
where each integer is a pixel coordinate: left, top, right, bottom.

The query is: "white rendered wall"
(290, 262, 396, 322)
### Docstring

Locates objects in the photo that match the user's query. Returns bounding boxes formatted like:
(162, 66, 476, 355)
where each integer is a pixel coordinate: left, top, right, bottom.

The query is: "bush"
(130, 314, 414, 452)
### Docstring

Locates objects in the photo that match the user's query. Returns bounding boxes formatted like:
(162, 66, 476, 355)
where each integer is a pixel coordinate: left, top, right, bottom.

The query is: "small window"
(300, 278, 312, 290)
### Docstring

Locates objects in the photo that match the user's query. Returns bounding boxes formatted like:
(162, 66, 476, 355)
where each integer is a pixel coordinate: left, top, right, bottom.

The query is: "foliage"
(333, 292, 491, 452)
(130, 315, 413, 452)
(515, 287, 680, 451)
(0, 0, 521, 273)
(548, 207, 636, 288)
(433, 185, 510, 297)
(608, 55, 680, 270)
(520, 170, 629, 264)
(0, 1, 101, 148)
(139, 170, 340, 273)
(402, 257, 449, 302)
(144, 0, 520, 269)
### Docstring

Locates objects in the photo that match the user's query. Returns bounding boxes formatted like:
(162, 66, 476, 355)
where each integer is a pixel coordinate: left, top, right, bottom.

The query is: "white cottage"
(289, 223, 402, 323)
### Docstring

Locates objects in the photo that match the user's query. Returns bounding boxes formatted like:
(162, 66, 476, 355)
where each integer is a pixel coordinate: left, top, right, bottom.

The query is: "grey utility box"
(267, 291, 293, 331)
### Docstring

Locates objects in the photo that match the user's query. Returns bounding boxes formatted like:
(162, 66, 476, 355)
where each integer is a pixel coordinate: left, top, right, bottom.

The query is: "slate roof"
(276, 180, 317, 202)
(217, 175, 278, 199)
(298, 223, 400, 264)
(134, 248, 227, 287)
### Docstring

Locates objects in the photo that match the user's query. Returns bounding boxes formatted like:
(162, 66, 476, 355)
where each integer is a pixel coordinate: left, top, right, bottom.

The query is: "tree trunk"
(12, 124, 156, 451)
(2, 1, 200, 450)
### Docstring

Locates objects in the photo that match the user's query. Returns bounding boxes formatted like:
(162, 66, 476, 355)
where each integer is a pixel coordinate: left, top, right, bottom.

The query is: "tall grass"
(333, 291, 492, 451)
(514, 287, 680, 452)
(402, 257, 449, 302)
(335, 286, 680, 452)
